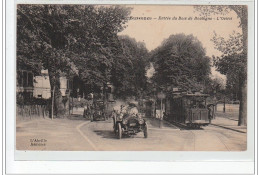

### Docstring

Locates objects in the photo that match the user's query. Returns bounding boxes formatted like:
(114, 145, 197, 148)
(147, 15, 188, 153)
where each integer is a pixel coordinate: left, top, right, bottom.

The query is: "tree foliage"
(194, 5, 248, 126)
(17, 5, 131, 116)
(150, 34, 211, 92)
(212, 32, 246, 101)
(111, 35, 149, 98)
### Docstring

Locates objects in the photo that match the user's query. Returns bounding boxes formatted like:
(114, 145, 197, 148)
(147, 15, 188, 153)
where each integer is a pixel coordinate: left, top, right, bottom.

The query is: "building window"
(17, 71, 23, 86)
(18, 70, 34, 87)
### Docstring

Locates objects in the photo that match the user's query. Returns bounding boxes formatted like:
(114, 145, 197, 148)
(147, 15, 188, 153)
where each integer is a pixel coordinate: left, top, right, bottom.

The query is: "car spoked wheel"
(144, 123, 148, 138)
(117, 123, 122, 139)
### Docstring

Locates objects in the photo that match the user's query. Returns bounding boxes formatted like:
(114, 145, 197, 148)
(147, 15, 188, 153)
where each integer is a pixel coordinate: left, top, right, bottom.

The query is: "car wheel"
(117, 123, 122, 139)
(144, 123, 148, 138)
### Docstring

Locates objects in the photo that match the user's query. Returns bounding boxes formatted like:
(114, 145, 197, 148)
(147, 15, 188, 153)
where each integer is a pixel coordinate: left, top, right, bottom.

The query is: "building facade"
(17, 70, 69, 100)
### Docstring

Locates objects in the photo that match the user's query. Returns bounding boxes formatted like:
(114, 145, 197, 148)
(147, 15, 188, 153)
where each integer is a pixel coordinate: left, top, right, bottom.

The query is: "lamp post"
(213, 90, 217, 112)
(152, 86, 157, 118)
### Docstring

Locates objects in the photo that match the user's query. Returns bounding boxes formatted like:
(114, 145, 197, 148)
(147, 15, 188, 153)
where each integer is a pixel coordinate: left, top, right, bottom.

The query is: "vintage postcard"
(16, 4, 249, 152)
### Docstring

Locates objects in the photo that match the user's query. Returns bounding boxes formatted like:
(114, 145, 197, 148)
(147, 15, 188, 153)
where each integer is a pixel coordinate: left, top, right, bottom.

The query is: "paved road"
(16, 115, 246, 151)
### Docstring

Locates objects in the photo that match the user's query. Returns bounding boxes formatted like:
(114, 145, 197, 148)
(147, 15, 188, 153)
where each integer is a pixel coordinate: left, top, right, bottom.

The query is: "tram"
(165, 92, 212, 128)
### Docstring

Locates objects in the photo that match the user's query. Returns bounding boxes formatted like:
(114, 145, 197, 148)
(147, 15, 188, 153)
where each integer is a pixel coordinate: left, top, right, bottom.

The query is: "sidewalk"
(16, 115, 94, 151)
(211, 117, 247, 133)
(145, 117, 179, 130)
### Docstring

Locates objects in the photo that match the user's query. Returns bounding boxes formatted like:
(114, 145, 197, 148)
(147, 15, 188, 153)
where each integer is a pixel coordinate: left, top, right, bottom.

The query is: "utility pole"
(223, 96, 226, 113)
(160, 97, 163, 128)
(103, 83, 107, 117)
(51, 86, 55, 120)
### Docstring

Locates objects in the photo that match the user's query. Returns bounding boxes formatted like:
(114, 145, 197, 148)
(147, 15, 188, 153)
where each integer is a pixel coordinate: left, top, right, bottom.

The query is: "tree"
(204, 77, 225, 95)
(194, 6, 248, 126)
(17, 5, 131, 117)
(110, 35, 149, 99)
(150, 34, 211, 92)
(73, 6, 131, 89)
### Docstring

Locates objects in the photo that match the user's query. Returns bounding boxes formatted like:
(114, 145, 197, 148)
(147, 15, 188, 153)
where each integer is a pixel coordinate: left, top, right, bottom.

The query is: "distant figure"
(163, 112, 167, 120)
(83, 104, 88, 118)
(207, 104, 214, 123)
(128, 107, 138, 115)
(120, 105, 127, 113)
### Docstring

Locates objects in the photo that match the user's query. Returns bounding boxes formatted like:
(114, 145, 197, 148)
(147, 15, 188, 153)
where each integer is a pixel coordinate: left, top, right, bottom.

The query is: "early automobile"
(92, 101, 107, 122)
(113, 105, 148, 139)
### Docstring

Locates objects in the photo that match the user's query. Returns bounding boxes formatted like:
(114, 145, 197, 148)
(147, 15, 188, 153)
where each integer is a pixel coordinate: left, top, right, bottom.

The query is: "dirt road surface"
(16, 114, 246, 151)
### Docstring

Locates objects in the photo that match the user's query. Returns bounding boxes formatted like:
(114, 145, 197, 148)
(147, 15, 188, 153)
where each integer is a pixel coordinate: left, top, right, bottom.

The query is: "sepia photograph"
(16, 4, 248, 151)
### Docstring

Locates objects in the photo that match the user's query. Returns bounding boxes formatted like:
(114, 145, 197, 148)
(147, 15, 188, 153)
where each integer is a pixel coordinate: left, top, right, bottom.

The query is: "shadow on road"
(147, 118, 176, 128)
(161, 119, 205, 131)
(94, 130, 135, 139)
(94, 130, 117, 139)
(67, 114, 91, 121)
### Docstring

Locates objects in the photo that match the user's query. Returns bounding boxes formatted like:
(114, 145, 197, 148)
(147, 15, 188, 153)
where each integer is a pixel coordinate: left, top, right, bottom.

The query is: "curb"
(210, 123, 246, 133)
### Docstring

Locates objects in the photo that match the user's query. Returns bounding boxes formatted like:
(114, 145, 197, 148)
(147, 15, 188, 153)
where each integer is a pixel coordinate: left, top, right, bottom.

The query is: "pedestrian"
(163, 112, 167, 120)
(83, 101, 91, 118)
(207, 104, 214, 124)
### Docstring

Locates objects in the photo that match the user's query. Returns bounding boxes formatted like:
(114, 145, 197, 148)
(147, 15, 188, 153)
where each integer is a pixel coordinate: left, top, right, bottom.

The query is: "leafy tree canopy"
(17, 5, 132, 116)
(17, 5, 131, 81)
(194, 5, 248, 126)
(111, 35, 149, 98)
(150, 33, 211, 92)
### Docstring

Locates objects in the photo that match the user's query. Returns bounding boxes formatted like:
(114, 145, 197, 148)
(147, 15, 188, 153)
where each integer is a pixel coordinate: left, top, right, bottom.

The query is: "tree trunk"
(48, 68, 66, 118)
(238, 76, 247, 126)
(237, 6, 248, 126)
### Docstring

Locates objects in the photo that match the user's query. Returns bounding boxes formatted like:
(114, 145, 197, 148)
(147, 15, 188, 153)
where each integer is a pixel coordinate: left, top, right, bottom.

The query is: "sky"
(118, 5, 242, 80)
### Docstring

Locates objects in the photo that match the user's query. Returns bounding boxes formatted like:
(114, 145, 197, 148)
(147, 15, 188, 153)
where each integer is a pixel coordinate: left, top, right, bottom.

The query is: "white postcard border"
(5, 0, 256, 174)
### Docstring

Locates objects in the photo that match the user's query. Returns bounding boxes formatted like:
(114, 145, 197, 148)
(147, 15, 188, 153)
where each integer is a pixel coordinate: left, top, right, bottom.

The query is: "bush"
(16, 95, 51, 106)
